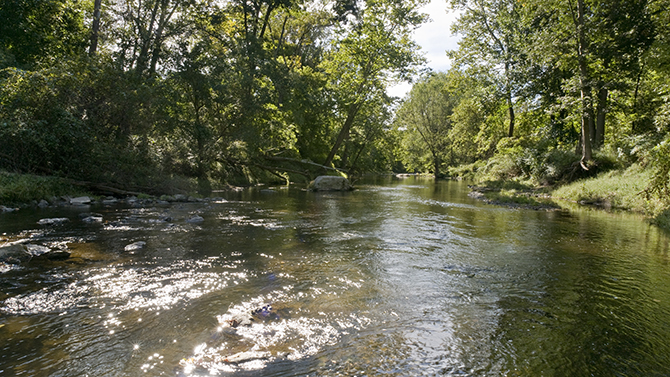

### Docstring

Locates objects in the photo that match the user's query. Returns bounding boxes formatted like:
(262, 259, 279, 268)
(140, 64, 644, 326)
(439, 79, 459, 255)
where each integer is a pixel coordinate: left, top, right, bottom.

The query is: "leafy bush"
(645, 135, 670, 202)
(0, 68, 94, 176)
(0, 171, 85, 204)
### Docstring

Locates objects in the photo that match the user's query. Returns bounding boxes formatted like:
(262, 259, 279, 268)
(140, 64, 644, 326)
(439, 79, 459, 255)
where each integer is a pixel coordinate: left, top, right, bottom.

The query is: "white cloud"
(388, 0, 461, 98)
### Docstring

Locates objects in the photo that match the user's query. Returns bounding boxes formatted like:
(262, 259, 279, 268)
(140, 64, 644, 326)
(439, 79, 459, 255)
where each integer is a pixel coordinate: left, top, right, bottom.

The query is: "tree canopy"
(1, 0, 669, 199)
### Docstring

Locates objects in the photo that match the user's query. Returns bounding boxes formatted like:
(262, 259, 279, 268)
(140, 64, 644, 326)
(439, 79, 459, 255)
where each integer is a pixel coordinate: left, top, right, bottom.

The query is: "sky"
(387, 0, 461, 98)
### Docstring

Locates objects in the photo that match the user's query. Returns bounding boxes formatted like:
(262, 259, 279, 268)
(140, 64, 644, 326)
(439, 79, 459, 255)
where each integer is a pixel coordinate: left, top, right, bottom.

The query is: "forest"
(1, 0, 669, 206)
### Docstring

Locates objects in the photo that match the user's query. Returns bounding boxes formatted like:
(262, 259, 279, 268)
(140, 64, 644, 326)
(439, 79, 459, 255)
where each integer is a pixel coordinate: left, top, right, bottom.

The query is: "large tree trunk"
(505, 62, 515, 138)
(89, 0, 102, 55)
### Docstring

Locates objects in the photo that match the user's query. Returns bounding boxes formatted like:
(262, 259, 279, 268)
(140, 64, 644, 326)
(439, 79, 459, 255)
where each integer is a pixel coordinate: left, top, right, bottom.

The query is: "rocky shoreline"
(0, 193, 227, 268)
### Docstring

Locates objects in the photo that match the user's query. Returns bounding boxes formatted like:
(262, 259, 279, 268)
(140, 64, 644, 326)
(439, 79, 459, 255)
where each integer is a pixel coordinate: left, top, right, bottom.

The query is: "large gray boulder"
(311, 176, 352, 191)
(70, 196, 92, 205)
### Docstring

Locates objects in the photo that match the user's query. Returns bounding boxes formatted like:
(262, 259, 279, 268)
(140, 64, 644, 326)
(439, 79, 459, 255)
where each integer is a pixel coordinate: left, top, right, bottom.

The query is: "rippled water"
(2, 177, 670, 376)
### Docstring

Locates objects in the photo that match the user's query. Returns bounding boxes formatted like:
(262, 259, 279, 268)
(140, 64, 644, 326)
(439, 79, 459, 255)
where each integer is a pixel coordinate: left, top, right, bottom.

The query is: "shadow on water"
(1, 176, 670, 376)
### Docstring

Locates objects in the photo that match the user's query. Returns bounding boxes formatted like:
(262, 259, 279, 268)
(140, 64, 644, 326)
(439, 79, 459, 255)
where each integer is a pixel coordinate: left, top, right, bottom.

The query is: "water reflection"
(1, 177, 670, 376)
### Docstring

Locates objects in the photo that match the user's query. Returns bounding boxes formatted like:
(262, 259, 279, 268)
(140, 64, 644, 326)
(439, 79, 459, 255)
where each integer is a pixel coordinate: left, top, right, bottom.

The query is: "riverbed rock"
(26, 244, 71, 261)
(0, 244, 32, 264)
(0, 205, 18, 213)
(38, 217, 70, 225)
(37, 199, 49, 208)
(223, 350, 271, 364)
(124, 241, 146, 252)
(82, 216, 103, 223)
(25, 244, 51, 257)
(310, 176, 352, 191)
(186, 215, 204, 223)
(102, 197, 118, 205)
(70, 196, 92, 205)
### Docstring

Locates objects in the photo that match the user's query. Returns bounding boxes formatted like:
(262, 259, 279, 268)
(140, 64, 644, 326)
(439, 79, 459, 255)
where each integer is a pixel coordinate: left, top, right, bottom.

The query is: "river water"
(1, 177, 670, 376)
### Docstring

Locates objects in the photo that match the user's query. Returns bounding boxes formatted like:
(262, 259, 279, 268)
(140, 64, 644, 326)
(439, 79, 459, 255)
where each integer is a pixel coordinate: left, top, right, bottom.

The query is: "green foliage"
(0, 67, 93, 176)
(0, 0, 88, 68)
(395, 72, 456, 177)
(0, 171, 86, 204)
(645, 135, 670, 201)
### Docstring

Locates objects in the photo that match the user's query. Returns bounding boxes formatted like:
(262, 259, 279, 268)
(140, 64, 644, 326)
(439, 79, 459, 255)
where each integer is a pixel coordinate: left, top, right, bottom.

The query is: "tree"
(449, 0, 526, 138)
(395, 73, 457, 177)
(519, 0, 655, 167)
(321, 0, 427, 168)
(0, 0, 88, 68)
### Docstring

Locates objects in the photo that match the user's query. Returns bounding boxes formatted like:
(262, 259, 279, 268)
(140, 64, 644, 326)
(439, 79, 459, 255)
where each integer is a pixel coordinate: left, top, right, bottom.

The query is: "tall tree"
(449, 0, 526, 138)
(321, 0, 427, 168)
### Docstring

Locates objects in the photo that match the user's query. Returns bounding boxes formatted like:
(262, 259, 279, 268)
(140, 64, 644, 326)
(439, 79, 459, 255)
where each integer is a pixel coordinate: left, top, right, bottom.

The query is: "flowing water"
(1, 177, 670, 376)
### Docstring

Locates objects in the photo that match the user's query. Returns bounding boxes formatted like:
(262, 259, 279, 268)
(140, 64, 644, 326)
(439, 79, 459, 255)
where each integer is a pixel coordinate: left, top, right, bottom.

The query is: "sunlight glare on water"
(1, 177, 670, 376)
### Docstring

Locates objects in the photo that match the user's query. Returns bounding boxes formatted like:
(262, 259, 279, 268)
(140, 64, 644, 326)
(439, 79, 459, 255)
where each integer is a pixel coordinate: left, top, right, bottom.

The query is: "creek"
(1, 177, 670, 376)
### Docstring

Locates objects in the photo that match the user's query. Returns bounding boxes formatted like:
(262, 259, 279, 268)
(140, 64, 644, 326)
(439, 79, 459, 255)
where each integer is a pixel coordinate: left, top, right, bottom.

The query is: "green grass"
(551, 164, 670, 230)
(0, 171, 89, 205)
(552, 164, 658, 211)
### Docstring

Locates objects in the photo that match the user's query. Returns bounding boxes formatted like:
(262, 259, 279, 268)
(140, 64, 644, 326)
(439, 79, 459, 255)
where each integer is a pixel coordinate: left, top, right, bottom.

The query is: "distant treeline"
(0, 0, 426, 193)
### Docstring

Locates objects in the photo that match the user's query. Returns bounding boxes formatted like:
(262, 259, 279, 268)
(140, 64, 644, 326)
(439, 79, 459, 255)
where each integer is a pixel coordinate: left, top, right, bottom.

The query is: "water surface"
(1, 177, 670, 376)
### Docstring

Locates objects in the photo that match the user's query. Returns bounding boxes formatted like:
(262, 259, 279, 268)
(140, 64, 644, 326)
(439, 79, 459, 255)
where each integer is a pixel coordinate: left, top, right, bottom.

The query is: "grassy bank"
(0, 171, 91, 206)
(551, 164, 670, 230)
(469, 163, 670, 232)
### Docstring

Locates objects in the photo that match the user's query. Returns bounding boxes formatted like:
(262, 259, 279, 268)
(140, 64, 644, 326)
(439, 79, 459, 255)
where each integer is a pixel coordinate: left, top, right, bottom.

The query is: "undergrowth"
(0, 171, 89, 205)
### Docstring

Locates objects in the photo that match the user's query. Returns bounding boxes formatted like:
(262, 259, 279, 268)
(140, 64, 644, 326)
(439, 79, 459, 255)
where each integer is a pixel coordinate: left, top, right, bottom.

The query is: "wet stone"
(124, 241, 146, 252)
(186, 215, 204, 223)
(70, 196, 92, 205)
(38, 217, 70, 225)
(0, 244, 31, 264)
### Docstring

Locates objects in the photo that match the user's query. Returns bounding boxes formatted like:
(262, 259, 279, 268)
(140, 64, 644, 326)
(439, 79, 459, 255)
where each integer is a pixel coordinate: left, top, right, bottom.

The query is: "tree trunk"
(573, 0, 593, 167)
(89, 0, 102, 55)
(323, 102, 362, 167)
(505, 61, 515, 138)
(507, 91, 515, 138)
(595, 86, 607, 148)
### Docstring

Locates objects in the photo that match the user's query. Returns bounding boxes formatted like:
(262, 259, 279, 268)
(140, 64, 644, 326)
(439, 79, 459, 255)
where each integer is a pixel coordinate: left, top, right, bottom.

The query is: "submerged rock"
(0, 244, 70, 264)
(222, 350, 271, 364)
(310, 176, 352, 191)
(25, 244, 51, 257)
(223, 305, 281, 328)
